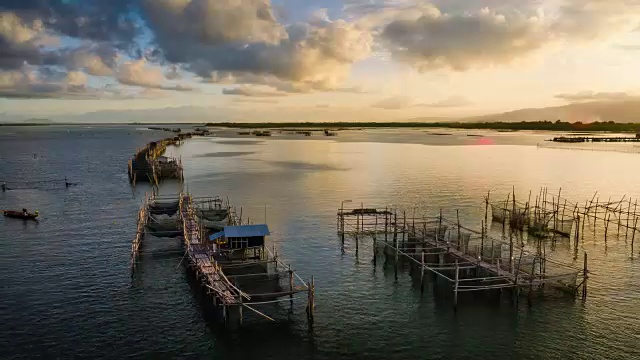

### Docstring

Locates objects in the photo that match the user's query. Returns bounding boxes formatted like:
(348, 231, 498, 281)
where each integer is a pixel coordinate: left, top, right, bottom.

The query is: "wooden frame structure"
(130, 192, 315, 326)
(337, 201, 587, 309)
(488, 187, 640, 258)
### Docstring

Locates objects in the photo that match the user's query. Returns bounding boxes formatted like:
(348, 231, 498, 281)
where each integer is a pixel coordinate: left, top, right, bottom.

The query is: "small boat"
(3, 209, 39, 220)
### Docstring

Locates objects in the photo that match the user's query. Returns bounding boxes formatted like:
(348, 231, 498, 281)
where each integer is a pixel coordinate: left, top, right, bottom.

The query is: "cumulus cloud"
(142, 1, 373, 91)
(0, 11, 49, 69)
(117, 59, 165, 88)
(378, 0, 640, 71)
(117, 59, 194, 91)
(61, 45, 118, 76)
(0, 66, 110, 99)
(555, 91, 635, 102)
(380, 6, 548, 71)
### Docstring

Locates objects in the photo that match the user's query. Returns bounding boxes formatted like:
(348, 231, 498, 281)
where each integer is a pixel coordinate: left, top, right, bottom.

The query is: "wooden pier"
(130, 192, 315, 326)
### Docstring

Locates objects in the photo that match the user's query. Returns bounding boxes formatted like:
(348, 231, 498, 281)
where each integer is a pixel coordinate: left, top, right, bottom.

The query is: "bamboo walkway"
(179, 193, 238, 306)
(129, 192, 315, 326)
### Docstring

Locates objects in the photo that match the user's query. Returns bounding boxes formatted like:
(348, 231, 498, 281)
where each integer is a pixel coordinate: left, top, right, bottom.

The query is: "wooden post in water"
(485, 190, 490, 234)
(402, 210, 407, 249)
(361, 202, 365, 233)
(307, 276, 315, 321)
(384, 206, 389, 243)
(456, 210, 462, 250)
(574, 216, 580, 252)
(632, 216, 638, 258)
(605, 214, 611, 243)
(453, 260, 459, 311)
(412, 207, 416, 236)
(394, 240, 399, 281)
(393, 210, 398, 246)
(626, 198, 632, 240)
(438, 209, 443, 243)
(480, 220, 485, 259)
(373, 234, 377, 265)
(582, 201, 587, 240)
(582, 252, 588, 300)
(239, 293, 243, 325)
(420, 251, 425, 294)
(355, 233, 359, 255)
(289, 265, 294, 307)
(528, 256, 536, 306)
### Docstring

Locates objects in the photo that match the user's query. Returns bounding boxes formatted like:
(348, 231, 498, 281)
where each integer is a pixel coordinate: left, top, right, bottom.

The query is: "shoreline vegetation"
(212, 121, 640, 132)
(2, 120, 640, 133)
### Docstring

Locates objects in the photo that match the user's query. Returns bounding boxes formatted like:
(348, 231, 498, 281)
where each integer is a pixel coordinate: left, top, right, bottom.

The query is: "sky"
(1, 0, 640, 122)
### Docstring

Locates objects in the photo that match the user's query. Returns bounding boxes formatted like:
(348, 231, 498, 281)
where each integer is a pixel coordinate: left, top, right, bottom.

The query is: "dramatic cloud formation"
(0, 66, 112, 99)
(1, 0, 640, 112)
(378, 0, 640, 71)
(142, 0, 372, 91)
(555, 91, 636, 102)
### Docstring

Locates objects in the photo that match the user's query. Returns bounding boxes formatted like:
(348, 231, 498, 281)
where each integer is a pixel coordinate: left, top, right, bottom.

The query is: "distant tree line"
(207, 121, 640, 132)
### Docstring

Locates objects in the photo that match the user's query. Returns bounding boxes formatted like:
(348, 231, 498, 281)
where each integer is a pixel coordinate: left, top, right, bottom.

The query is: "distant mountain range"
(460, 99, 640, 123)
(2, 99, 640, 124)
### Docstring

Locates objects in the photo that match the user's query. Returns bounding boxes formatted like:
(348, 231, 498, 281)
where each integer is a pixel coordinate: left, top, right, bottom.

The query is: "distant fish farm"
(337, 187, 640, 308)
(131, 193, 315, 326)
(552, 135, 640, 143)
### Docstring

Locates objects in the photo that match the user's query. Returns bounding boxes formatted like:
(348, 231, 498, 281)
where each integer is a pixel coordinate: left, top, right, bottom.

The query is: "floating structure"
(551, 136, 640, 143)
(252, 130, 272, 137)
(131, 193, 315, 326)
(337, 202, 588, 309)
(128, 137, 184, 187)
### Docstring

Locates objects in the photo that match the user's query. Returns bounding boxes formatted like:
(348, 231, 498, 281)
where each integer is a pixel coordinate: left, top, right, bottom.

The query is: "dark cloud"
(0, 0, 139, 46)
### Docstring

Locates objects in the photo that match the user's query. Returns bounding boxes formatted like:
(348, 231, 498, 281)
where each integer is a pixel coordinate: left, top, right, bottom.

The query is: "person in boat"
(22, 208, 28, 216)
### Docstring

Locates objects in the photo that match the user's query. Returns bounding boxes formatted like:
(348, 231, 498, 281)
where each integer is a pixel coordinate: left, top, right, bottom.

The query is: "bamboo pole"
(632, 217, 638, 258)
(420, 251, 425, 294)
(457, 210, 461, 250)
(582, 252, 588, 299)
(625, 198, 631, 240)
(453, 260, 459, 310)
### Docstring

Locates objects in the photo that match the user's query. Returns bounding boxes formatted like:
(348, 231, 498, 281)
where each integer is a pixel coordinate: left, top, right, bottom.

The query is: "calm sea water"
(1, 126, 639, 359)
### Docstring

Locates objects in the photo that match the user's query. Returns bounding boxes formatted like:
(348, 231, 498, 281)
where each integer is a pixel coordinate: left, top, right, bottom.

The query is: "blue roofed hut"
(210, 224, 270, 262)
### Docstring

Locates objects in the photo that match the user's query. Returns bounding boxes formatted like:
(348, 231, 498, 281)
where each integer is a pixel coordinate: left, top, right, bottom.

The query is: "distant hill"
(463, 99, 640, 123)
(26, 118, 54, 124)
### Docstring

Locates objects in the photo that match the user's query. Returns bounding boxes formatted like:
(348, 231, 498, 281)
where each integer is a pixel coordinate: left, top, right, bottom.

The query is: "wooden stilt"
(582, 252, 588, 300)
(420, 251, 425, 294)
(453, 260, 459, 310)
